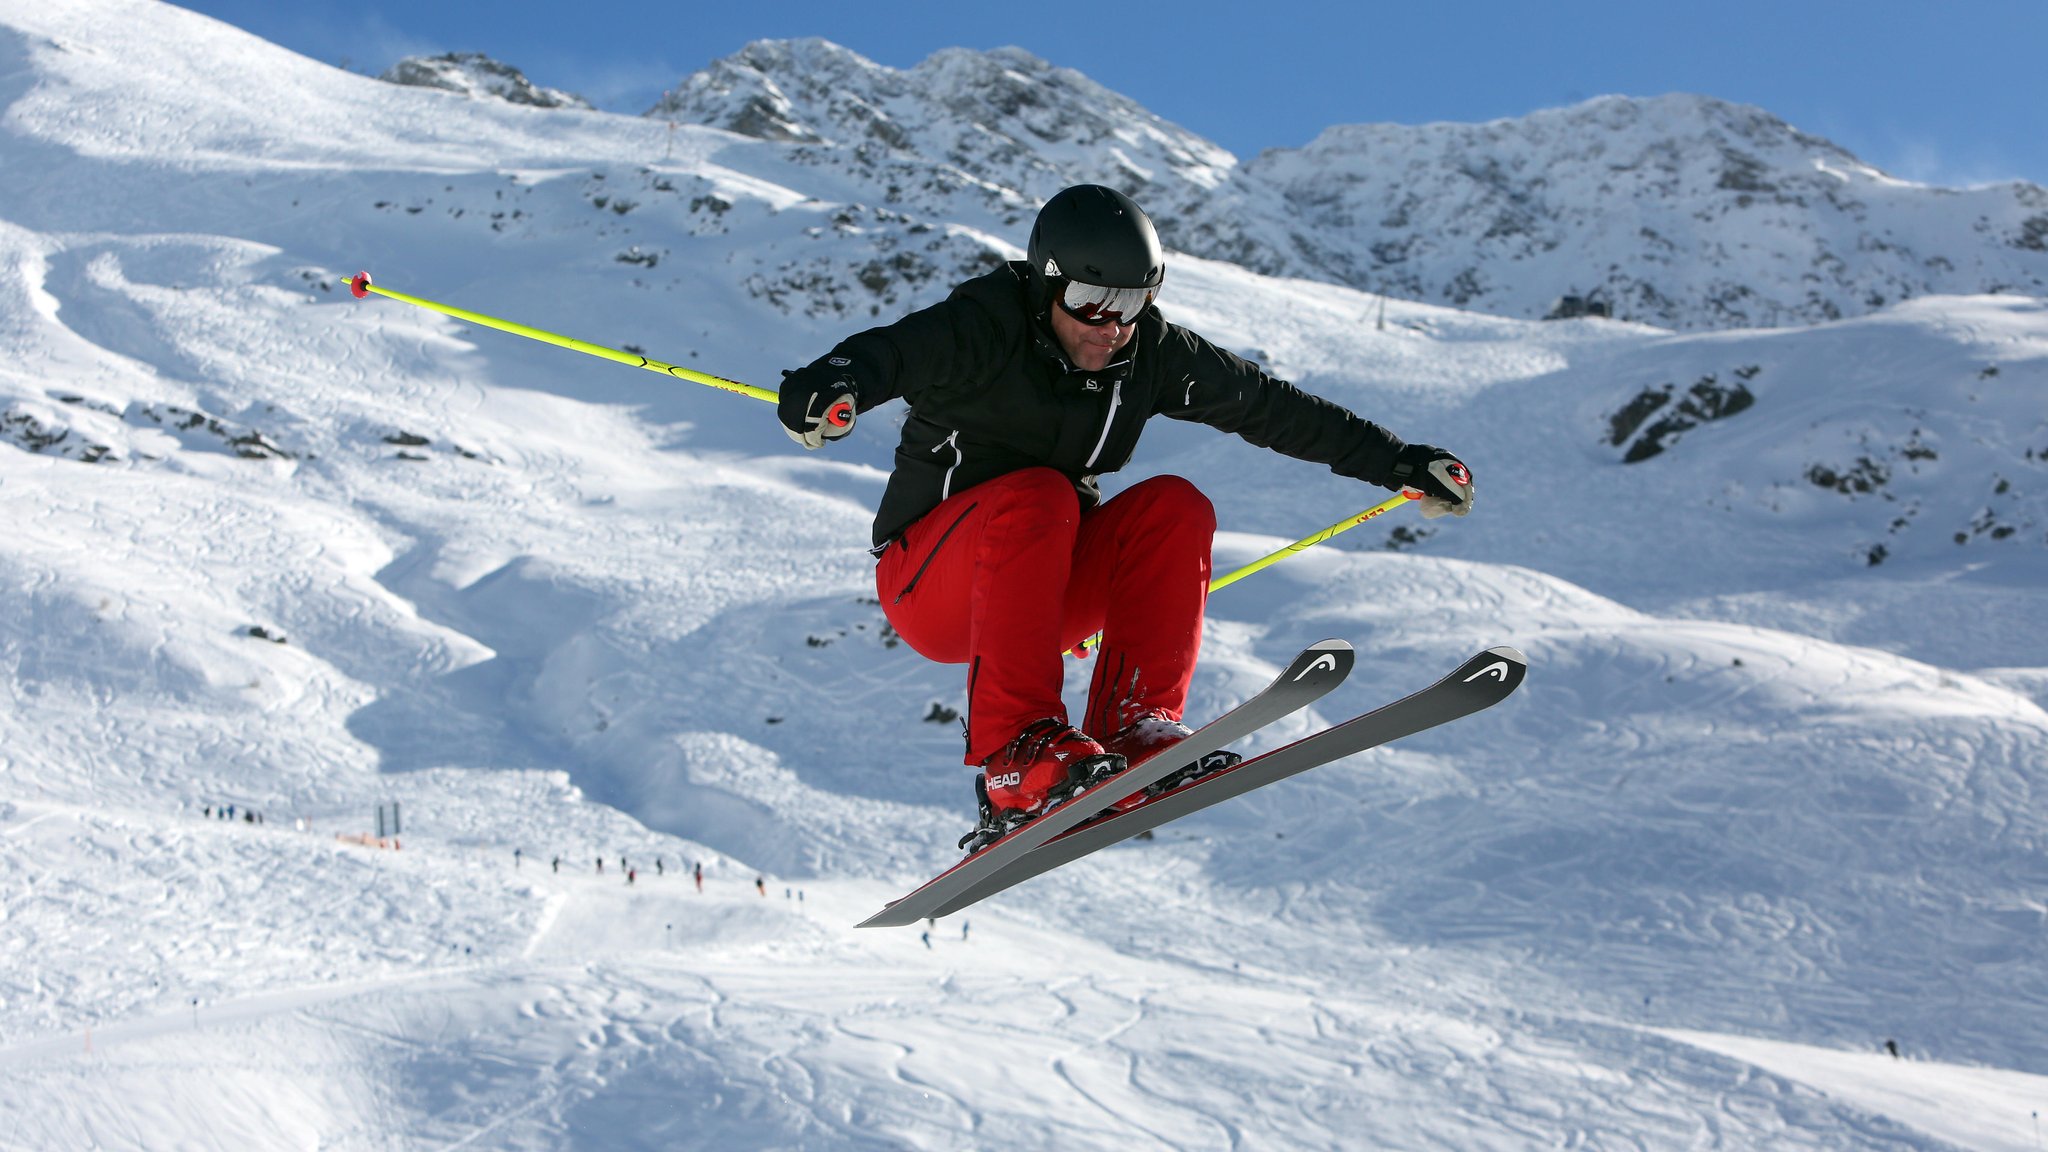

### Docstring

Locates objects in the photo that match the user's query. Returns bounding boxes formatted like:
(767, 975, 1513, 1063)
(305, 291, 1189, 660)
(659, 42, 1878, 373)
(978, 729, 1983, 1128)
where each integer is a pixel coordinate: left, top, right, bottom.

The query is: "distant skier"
(693, 862, 703, 893)
(778, 184, 1474, 843)
(551, 855, 560, 874)
(755, 876, 766, 897)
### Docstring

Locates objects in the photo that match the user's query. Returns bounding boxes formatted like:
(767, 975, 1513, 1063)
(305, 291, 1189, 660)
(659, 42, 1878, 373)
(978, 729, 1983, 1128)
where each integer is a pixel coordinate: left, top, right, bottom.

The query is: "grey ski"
(858, 639, 1355, 929)
(927, 645, 1527, 918)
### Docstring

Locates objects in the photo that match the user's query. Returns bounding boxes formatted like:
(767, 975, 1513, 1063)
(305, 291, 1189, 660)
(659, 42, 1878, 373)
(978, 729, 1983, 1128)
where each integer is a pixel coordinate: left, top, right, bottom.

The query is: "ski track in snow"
(0, 1, 2045, 1148)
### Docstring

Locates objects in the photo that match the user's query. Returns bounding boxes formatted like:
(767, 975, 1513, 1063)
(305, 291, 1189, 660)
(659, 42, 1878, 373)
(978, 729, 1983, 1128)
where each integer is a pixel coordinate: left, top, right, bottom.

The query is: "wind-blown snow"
(2, 1, 2046, 1148)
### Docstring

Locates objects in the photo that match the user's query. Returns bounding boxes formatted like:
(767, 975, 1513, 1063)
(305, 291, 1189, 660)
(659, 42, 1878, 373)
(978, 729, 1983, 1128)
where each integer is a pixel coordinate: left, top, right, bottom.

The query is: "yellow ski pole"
(1069, 489, 1423, 657)
(346, 271, 852, 427)
(1207, 489, 1420, 594)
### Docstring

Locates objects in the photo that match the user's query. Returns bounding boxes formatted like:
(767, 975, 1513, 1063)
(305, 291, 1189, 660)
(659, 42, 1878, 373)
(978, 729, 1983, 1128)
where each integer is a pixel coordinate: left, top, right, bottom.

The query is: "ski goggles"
(1056, 279, 1157, 326)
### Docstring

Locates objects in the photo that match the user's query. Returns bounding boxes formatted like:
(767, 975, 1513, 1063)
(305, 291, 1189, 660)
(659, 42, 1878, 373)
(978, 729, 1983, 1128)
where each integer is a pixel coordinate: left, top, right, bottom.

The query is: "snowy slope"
(2, 2, 2047, 1149)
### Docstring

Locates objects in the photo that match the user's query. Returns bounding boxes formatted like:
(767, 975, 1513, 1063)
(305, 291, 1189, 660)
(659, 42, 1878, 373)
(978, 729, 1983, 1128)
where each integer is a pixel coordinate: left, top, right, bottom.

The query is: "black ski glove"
(777, 364, 859, 450)
(1387, 443, 1475, 518)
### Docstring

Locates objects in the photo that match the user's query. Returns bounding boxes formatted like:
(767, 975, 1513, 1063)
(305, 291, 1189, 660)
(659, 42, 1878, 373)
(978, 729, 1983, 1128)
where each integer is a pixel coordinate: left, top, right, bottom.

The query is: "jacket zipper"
(1084, 381, 1123, 470)
(933, 429, 963, 500)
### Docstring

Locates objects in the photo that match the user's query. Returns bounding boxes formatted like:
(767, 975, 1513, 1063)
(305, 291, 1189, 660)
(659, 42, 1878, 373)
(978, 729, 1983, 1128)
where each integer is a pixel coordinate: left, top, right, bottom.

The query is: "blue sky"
(177, 0, 2048, 188)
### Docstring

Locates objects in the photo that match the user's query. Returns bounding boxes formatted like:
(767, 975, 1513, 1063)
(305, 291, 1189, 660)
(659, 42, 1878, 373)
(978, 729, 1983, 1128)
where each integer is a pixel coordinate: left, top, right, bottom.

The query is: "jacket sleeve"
(791, 285, 1010, 413)
(1152, 323, 1408, 489)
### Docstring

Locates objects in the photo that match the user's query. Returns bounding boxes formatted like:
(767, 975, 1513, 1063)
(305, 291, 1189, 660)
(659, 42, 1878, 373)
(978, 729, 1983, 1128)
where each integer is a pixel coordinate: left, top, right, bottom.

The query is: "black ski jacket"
(801, 262, 1407, 550)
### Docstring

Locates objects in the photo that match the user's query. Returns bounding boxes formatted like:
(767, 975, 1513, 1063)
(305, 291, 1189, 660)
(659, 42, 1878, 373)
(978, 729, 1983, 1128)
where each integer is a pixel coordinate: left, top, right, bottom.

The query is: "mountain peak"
(1408, 91, 1878, 180)
(1240, 89, 2048, 326)
(648, 39, 1236, 208)
(650, 42, 2044, 329)
(380, 52, 593, 111)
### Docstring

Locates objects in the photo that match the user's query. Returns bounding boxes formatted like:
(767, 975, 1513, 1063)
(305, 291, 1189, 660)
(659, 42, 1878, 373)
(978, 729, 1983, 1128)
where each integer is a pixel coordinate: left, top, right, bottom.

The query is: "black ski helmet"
(1026, 185, 1164, 301)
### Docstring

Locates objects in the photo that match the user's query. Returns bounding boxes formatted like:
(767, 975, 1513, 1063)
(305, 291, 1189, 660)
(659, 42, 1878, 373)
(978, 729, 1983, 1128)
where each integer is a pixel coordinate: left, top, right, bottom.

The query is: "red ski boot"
(958, 719, 1124, 852)
(1101, 711, 1243, 812)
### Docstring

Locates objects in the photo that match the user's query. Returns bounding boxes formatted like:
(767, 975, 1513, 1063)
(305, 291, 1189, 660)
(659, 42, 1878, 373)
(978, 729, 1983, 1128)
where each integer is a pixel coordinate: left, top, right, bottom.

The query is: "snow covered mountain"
(381, 52, 594, 110)
(665, 39, 2048, 330)
(650, 39, 1232, 218)
(2, 1, 2046, 1148)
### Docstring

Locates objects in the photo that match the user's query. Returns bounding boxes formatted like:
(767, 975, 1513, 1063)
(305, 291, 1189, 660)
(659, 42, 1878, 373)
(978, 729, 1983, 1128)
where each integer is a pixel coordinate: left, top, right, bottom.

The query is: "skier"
(776, 184, 1474, 843)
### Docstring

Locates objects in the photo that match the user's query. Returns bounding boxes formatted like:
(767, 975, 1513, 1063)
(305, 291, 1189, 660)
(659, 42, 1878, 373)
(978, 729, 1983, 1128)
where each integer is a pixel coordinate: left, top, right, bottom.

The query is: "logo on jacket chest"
(1052, 373, 1107, 398)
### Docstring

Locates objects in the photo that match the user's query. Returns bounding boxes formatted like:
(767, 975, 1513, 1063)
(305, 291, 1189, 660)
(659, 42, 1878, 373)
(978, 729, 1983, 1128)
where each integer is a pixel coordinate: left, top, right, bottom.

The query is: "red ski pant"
(875, 467, 1216, 766)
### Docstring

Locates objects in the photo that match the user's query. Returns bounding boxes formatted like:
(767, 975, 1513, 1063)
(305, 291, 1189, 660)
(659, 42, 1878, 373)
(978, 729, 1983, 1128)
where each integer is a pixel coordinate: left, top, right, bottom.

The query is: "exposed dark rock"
(1610, 372, 1758, 462)
(380, 53, 592, 110)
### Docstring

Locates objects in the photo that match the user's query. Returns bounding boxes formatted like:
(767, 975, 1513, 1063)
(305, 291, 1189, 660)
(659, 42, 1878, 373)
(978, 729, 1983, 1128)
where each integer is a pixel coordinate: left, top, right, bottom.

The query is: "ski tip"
(1286, 639, 1355, 684)
(1455, 646, 1528, 695)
